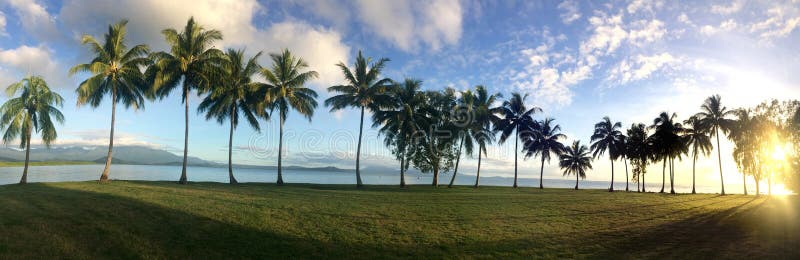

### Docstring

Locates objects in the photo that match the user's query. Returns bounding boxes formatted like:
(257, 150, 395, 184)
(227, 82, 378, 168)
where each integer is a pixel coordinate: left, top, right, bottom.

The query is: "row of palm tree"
(3, 17, 797, 193)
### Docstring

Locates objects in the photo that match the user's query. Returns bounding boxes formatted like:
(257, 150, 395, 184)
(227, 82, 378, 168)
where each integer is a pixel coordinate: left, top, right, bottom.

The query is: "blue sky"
(1, 0, 799, 185)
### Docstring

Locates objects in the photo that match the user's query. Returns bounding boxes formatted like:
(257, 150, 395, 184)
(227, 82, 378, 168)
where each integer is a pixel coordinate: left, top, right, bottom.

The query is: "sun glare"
(771, 144, 787, 161)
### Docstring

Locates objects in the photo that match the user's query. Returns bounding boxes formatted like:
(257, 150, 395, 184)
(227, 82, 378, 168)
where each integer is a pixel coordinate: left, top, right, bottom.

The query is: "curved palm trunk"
(715, 128, 725, 195)
(660, 159, 666, 193)
(99, 88, 116, 182)
(228, 106, 238, 184)
(539, 156, 545, 189)
(179, 87, 189, 184)
(624, 157, 629, 192)
(692, 152, 697, 194)
(19, 128, 31, 184)
(277, 114, 285, 185)
(474, 149, 482, 188)
(355, 107, 365, 187)
(608, 158, 614, 192)
(513, 130, 519, 188)
(448, 137, 464, 188)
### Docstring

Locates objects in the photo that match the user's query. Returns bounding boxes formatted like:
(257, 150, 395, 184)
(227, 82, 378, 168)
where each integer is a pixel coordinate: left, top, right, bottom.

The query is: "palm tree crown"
(560, 140, 593, 190)
(70, 20, 150, 182)
(590, 116, 624, 191)
(1, 76, 65, 184)
(684, 115, 713, 194)
(325, 50, 393, 187)
(494, 92, 541, 188)
(524, 118, 566, 189)
(260, 49, 319, 185)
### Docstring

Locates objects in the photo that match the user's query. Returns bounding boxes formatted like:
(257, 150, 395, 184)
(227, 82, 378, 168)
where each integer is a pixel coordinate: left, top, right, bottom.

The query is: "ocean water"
(0, 164, 736, 194)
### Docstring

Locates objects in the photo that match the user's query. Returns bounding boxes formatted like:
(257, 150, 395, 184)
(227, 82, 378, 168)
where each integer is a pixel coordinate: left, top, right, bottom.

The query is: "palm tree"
(70, 20, 149, 182)
(524, 118, 566, 189)
(494, 93, 541, 188)
(467, 86, 500, 188)
(560, 141, 593, 190)
(684, 116, 713, 194)
(649, 112, 684, 194)
(325, 51, 393, 187)
(0, 76, 64, 184)
(695, 94, 735, 195)
(590, 116, 624, 192)
(260, 49, 318, 185)
(197, 49, 264, 184)
(626, 123, 650, 192)
(448, 89, 477, 188)
(147, 17, 224, 184)
(372, 78, 427, 187)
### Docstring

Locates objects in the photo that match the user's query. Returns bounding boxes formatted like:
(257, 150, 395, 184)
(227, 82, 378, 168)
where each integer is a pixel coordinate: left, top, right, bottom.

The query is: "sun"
(771, 144, 787, 161)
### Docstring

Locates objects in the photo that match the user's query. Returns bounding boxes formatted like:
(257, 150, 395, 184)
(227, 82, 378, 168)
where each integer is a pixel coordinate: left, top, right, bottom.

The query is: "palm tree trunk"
(539, 156, 545, 189)
(448, 137, 464, 188)
(19, 128, 31, 184)
(716, 128, 725, 195)
(400, 151, 406, 188)
(642, 166, 646, 192)
(474, 149, 482, 188)
(99, 88, 116, 182)
(432, 167, 439, 187)
(742, 171, 747, 195)
(228, 106, 238, 184)
(277, 114, 285, 185)
(575, 171, 579, 190)
(624, 157, 629, 192)
(355, 107, 365, 187)
(670, 157, 675, 194)
(608, 158, 614, 192)
(692, 153, 697, 194)
(179, 87, 189, 184)
(660, 159, 666, 193)
(513, 130, 519, 188)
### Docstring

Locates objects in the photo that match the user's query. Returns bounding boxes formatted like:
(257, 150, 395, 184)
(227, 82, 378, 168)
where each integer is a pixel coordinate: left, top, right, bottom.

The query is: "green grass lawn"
(0, 161, 95, 167)
(0, 181, 797, 258)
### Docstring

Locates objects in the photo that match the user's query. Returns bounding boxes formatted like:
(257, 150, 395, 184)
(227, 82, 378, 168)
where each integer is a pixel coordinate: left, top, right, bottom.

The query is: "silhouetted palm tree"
(494, 93, 541, 188)
(70, 20, 149, 182)
(326, 51, 393, 187)
(560, 141, 592, 190)
(148, 17, 224, 184)
(524, 118, 566, 189)
(626, 123, 650, 192)
(198, 49, 263, 184)
(372, 78, 427, 187)
(590, 116, 624, 192)
(649, 112, 684, 194)
(260, 49, 318, 185)
(695, 94, 735, 195)
(684, 116, 713, 194)
(0, 76, 64, 184)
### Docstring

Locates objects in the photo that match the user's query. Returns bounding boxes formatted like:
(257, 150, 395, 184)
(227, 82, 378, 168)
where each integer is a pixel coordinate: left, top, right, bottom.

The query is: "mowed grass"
(0, 181, 798, 259)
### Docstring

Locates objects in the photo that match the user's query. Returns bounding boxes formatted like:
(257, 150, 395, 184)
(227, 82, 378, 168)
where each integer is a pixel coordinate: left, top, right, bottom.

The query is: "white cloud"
(749, 6, 800, 42)
(581, 13, 628, 56)
(0, 45, 66, 88)
(354, 0, 463, 52)
(607, 53, 679, 85)
(711, 0, 745, 15)
(677, 13, 692, 25)
(628, 19, 666, 46)
(0, 11, 7, 36)
(57, 129, 164, 148)
(700, 19, 738, 36)
(4, 0, 60, 41)
(557, 0, 581, 24)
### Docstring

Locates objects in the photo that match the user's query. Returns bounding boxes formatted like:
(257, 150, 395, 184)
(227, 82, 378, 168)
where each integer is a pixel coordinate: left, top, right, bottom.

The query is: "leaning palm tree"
(590, 116, 624, 192)
(372, 78, 427, 187)
(70, 20, 149, 182)
(494, 92, 541, 188)
(260, 49, 318, 185)
(198, 49, 264, 184)
(326, 51, 393, 187)
(684, 116, 713, 194)
(0, 76, 64, 184)
(695, 95, 735, 195)
(147, 17, 224, 184)
(524, 118, 566, 189)
(560, 141, 593, 190)
(466, 86, 500, 188)
(448, 89, 477, 188)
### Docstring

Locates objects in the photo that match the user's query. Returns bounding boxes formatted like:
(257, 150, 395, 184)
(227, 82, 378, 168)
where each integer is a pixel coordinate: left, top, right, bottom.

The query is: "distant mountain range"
(0, 146, 350, 172)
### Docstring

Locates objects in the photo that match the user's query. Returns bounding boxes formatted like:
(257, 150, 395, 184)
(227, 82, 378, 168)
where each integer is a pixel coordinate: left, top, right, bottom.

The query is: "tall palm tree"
(260, 49, 318, 185)
(466, 86, 500, 188)
(626, 123, 650, 192)
(326, 51, 393, 187)
(147, 17, 224, 184)
(695, 94, 735, 195)
(560, 141, 593, 190)
(494, 93, 541, 188)
(197, 49, 264, 184)
(372, 78, 427, 187)
(684, 116, 713, 194)
(590, 116, 624, 192)
(448, 89, 477, 188)
(0, 76, 64, 184)
(649, 112, 684, 194)
(524, 118, 566, 189)
(70, 20, 149, 182)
